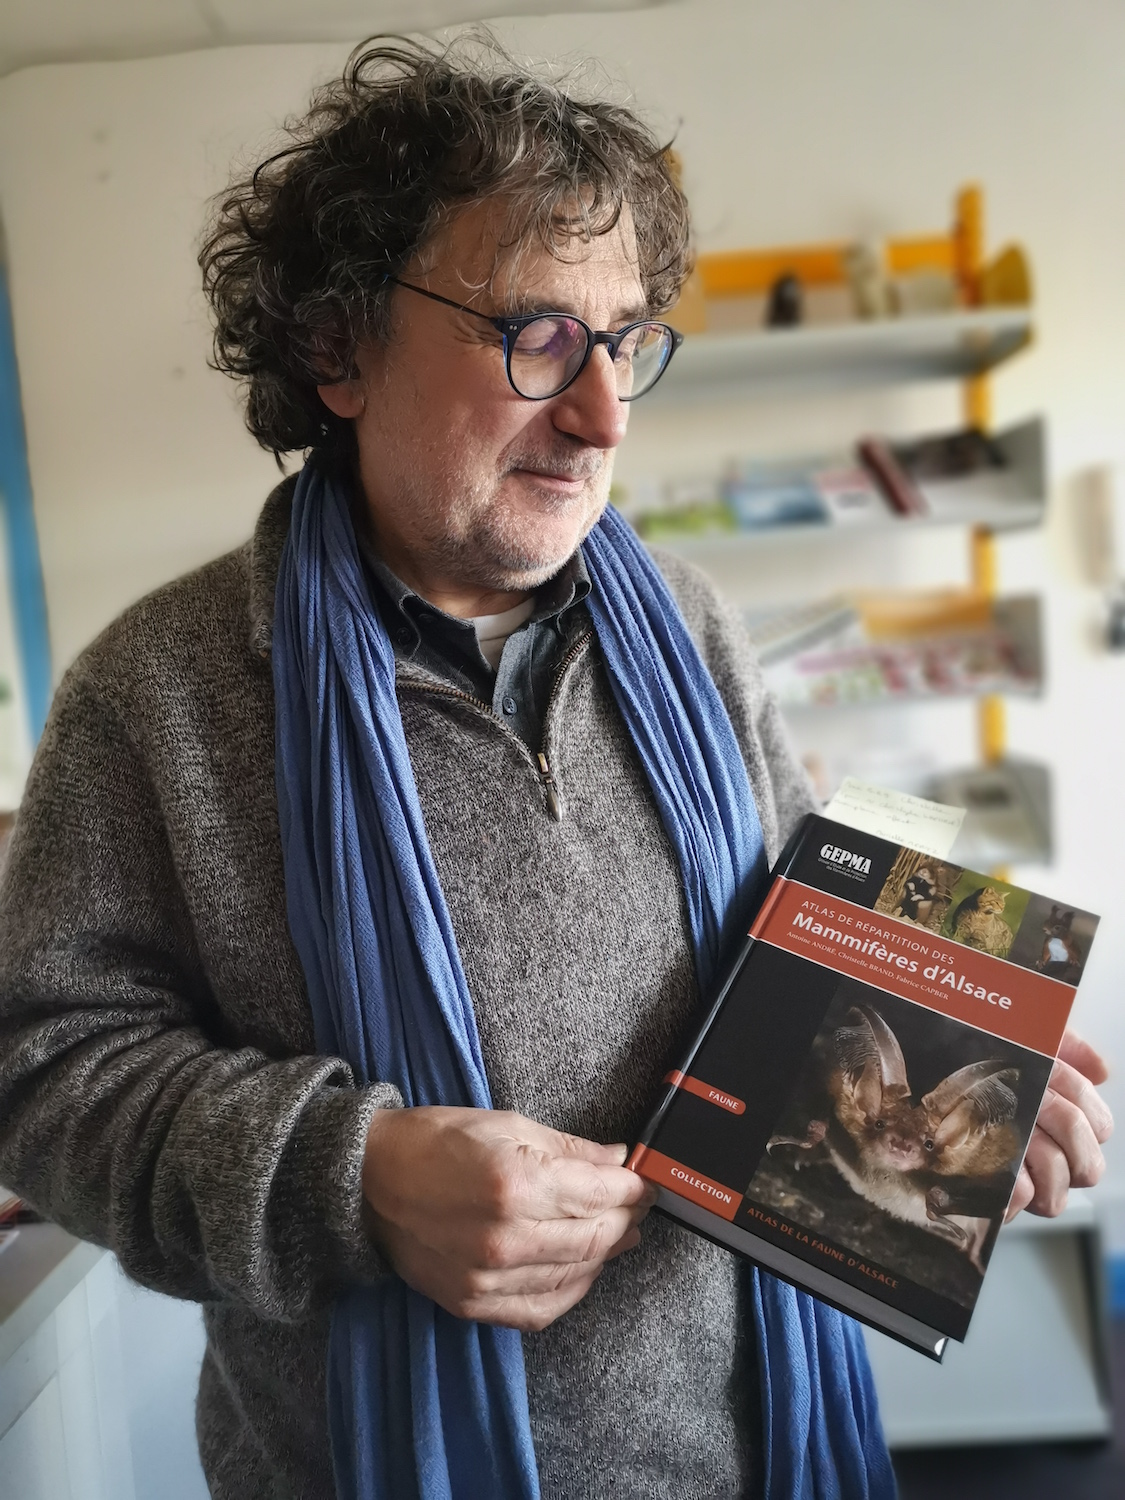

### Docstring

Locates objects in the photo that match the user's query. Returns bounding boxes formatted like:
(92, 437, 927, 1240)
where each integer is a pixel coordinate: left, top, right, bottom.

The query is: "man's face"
(320, 198, 645, 602)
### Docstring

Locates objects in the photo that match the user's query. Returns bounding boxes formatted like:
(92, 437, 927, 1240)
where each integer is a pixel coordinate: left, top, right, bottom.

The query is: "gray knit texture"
(0, 480, 815, 1499)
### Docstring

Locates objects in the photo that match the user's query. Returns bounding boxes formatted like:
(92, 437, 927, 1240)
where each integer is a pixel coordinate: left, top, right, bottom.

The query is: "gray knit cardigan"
(0, 481, 815, 1499)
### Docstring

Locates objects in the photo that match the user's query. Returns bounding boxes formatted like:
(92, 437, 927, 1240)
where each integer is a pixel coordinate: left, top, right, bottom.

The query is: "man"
(0, 37, 1111, 1500)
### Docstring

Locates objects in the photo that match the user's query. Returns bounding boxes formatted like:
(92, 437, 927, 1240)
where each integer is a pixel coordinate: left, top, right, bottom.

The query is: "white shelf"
(864, 1191, 1112, 1448)
(753, 593, 1043, 712)
(651, 308, 1034, 402)
(644, 497, 1043, 559)
(639, 416, 1046, 552)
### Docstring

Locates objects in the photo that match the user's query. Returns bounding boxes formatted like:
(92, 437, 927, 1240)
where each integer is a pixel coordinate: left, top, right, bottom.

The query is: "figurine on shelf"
(844, 239, 896, 319)
(894, 271, 958, 316)
(765, 271, 803, 328)
(1107, 587, 1125, 651)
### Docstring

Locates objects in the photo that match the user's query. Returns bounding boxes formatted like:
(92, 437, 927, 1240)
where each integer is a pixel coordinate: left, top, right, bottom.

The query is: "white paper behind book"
(824, 778, 966, 861)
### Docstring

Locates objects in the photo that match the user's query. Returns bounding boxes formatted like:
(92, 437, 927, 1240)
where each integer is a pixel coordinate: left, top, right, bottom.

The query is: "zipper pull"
(536, 752, 563, 822)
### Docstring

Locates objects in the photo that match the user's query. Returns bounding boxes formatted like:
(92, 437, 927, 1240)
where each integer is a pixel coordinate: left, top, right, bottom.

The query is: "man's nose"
(550, 345, 629, 450)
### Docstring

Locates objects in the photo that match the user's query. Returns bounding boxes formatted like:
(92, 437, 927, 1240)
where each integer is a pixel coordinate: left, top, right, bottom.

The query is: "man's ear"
(316, 378, 365, 419)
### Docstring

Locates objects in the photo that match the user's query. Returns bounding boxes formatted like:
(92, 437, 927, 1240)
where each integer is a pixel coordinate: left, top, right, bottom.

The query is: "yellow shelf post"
(956, 185, 1009, 776)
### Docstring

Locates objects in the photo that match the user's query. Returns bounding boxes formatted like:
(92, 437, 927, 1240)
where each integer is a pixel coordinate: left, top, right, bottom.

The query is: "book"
(857, 438, 929, 517)
(721, 457, 889, 533)
(628, 810, 1095, 1359)
(722, 459, 831, 531)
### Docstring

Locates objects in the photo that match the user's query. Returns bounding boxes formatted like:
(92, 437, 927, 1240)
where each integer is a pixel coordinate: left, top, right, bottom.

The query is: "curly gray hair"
(199, 34, 692, 460)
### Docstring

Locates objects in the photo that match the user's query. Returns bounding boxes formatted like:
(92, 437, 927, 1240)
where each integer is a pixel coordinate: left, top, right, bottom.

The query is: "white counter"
(0, 1226, 207, 1500)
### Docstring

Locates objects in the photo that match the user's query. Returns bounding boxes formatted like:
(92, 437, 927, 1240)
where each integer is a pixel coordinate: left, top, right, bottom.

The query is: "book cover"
(628, 813, 1096, 1359)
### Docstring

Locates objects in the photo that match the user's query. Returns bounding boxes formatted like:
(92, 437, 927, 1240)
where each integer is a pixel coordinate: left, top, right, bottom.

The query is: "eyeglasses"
(384, 274, 683, 402)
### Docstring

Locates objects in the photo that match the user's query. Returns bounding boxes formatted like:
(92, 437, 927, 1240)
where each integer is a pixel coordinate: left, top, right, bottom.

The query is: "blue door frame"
(0, 266, 51, 743)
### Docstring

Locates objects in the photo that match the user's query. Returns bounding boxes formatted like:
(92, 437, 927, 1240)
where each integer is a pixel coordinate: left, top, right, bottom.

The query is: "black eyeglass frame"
(383, 274, 683, 402)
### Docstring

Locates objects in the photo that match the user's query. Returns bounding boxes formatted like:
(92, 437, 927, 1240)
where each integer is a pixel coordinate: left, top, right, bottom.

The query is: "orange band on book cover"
(663, 1071, 746, 1115)
(630, 1146, 741, 1222)
(754, 878, 1071, 1056)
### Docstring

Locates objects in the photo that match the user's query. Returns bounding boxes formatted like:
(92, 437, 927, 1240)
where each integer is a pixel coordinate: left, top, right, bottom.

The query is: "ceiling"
(0, 0, 675, 78)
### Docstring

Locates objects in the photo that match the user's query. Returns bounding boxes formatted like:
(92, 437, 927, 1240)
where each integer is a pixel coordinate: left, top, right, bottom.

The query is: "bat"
(767, 1004, 1020, 1272)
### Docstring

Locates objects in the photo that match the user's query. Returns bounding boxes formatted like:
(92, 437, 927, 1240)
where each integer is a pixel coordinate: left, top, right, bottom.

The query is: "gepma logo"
(819, 843, 872, 879)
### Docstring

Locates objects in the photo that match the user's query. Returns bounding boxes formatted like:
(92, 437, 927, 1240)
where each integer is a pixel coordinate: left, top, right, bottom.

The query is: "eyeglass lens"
(508, 317, 673, 400)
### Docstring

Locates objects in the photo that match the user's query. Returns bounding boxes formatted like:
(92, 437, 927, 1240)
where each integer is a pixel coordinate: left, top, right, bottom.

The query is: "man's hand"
(362, 1107, 656, 1331)
(1005, 1030, 1113, 1221)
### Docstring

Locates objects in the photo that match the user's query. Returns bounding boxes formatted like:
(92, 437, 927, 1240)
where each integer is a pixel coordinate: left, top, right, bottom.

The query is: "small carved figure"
(843, 240, 896, 320)
(765, 272, 803, 328)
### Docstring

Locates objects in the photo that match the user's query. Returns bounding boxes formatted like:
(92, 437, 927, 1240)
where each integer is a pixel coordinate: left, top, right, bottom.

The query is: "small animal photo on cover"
(939, 873, 1031, 960)
(746, 981, 1051, 1309)
(874, 850, 965, 935)
(1005, 893, 1099, 986)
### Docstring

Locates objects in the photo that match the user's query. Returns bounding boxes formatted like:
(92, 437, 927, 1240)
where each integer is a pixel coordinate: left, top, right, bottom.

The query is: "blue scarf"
(273, 459, 896, 1500)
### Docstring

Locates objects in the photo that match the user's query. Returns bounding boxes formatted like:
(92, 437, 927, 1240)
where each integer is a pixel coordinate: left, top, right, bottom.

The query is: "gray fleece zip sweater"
(0, 480, 815, 1499)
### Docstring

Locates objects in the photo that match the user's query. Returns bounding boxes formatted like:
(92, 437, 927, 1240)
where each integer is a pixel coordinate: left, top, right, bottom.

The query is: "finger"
(551, 1135, 632, 1168)
(466, 1265, 607, 1332)
(386, 1229, 607, 1324)
(1048, 1058, 1114, 1143)
(1020, 1129, 1073, 1217)
(602, 1225, 643, 1261)
(1058, 1029, 1110, 1086)
(1004, 1165, 1034, 1222)
(470, 1224, 645, 1301)
(485, 1201, 652, 1271)
(532, 1155, 655, 1219)
(466, 1251, 625, 1300)
(503, 1116, 632, 1169)
(1034, 1092, 1106, 1186)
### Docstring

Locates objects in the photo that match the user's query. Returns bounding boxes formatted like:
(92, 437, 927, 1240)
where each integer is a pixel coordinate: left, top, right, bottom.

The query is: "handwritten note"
(823, 778, 965, 860)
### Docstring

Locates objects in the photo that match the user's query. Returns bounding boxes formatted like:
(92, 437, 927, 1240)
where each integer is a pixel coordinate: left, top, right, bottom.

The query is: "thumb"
(548, 1131, 630, 1168)
(501, 1114, 629, 1167)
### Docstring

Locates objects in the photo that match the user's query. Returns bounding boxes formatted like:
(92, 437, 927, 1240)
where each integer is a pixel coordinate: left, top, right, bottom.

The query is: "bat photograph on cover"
(746, 979, 1053, 1309)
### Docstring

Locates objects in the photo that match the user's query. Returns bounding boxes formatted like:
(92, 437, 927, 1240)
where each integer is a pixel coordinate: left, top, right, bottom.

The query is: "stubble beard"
(421, 446, 612, 593)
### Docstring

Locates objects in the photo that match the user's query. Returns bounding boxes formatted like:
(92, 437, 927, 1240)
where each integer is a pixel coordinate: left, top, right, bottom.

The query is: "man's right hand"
(361, 1106, 656, 1332)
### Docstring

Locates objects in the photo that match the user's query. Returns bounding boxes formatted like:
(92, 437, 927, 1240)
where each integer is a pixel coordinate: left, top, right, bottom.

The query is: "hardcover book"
(628, 812, 1097, 1359)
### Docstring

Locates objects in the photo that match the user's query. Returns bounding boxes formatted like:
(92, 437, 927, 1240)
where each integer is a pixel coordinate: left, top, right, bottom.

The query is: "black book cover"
(629, 813, 1096, 1358)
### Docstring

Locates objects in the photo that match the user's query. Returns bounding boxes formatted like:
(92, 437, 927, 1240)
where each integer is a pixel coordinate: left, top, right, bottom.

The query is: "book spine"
(858, 437, 929, 517)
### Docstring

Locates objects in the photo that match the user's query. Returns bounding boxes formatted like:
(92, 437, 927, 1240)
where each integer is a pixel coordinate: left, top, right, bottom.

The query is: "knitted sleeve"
(0, 663, 399, 1320)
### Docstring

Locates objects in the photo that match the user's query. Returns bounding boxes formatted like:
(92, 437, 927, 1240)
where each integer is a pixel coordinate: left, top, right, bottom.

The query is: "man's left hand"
(1005, 1029, 1113, 1221)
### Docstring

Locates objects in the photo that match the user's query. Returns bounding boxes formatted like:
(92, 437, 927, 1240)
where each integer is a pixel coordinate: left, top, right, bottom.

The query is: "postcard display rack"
(648, 188, 1112, 1446)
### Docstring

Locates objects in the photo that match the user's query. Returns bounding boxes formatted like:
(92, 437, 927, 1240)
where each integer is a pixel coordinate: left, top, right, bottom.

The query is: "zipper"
(396, 626, 594, 824)
(545, 627, 594, 707)
(534, 626, 594, 825)
(397, 678, 495, 717)
(536, 753, 562, 822)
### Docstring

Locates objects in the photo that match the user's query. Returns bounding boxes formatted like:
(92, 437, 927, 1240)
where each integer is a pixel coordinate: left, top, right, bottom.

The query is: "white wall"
(1, 0, 1124, 1234)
